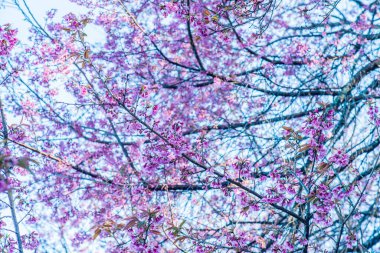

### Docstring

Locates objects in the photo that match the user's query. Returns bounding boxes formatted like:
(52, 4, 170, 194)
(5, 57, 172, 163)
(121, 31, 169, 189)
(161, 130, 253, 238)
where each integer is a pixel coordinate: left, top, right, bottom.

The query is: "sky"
(1, 0, 79, 34)
(0, 0, 105, 44)
(0, 2, 104, 251)
(0, 0, 106, 119)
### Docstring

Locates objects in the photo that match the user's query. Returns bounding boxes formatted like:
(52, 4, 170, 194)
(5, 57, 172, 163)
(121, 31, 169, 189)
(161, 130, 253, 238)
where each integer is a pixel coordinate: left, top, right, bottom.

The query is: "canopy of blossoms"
(0, 0, 380, 252)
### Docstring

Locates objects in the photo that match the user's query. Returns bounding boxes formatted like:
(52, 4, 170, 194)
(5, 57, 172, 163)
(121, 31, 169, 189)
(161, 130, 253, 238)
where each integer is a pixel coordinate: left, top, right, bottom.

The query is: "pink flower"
(0, 180, 9, 192)
(329, 149, 349, 167)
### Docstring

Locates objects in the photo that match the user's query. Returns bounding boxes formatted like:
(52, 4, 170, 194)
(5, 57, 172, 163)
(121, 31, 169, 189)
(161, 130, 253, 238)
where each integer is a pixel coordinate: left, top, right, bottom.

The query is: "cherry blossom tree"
(1, 0, 380, 252)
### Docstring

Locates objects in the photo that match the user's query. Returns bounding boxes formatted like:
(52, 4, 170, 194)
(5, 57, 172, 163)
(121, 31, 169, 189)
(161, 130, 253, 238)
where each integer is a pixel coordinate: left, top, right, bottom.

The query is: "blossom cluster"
(302, 109, 334, 161)
(368, 103, 380, 126)
(0, 24, 17, 69)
